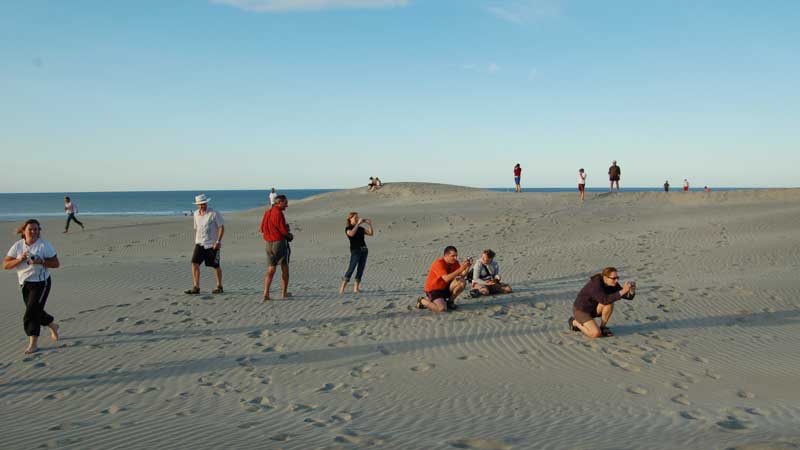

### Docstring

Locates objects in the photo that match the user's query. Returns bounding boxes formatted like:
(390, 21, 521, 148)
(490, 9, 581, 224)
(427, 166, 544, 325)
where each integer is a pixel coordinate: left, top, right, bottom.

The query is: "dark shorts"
(578, 183, 585, 192)
(514, 176, 521, 185)
(266, 240, 288, 266)
(610, 176, 620, 182)
(426, 289, 451, 301)
(573, 306, 600, 325)
(191, 244, 220, 268)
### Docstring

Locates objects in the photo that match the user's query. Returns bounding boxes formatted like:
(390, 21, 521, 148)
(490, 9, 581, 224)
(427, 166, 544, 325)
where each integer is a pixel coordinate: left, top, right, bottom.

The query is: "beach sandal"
(415, 296, 426, 310)
(469, 289, 481, 298)
(184, 287, 200, 295)
(568, 317, 580, 332)
(600, 326, 615, 337)
(212, 286, 224, 294)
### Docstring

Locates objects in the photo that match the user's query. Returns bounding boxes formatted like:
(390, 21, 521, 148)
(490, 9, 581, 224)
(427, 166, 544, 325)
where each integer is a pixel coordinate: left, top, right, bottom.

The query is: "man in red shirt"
(513, 163, 522, 193)
(260, 195, 291, 301)
(417, 246, 473, 312)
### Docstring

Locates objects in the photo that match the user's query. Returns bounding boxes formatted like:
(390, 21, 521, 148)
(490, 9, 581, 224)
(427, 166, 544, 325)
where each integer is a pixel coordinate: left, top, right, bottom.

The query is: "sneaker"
(212, 286, 224, 294)
(415, 296, 426, 310)
(568, 316, 580, 332)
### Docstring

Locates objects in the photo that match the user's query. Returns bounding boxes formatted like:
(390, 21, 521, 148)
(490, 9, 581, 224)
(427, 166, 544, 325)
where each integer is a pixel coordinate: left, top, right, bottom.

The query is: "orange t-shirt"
(424, 257, 461, 292)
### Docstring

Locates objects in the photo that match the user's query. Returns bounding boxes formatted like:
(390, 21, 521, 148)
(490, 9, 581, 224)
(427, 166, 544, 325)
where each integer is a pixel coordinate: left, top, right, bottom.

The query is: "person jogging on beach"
(513, 164, 522, 193)
(608, 161, 621, 193)
(568, 267, 636, 338)
(3, 219, 61, 354)
(261, 194, 292, 301)
(339, 212, 374, 294)
(63, 196, 84, 233)
(578, 168, 586, 201)
(185, 194, 225, 295)
(417, 246, 472, 312)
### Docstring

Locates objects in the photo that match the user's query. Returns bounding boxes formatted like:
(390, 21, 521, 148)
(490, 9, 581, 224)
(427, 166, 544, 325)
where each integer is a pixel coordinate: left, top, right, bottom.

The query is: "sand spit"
(1, 184, 799, 449)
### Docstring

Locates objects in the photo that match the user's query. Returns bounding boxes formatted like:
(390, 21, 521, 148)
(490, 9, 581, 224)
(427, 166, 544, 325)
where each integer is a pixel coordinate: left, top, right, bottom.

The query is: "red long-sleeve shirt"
(260, 207, 288, 242)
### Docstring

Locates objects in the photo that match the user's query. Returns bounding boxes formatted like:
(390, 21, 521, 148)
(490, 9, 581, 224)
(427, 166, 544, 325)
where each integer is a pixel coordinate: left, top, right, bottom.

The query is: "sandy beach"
(1, 183, 799, 450)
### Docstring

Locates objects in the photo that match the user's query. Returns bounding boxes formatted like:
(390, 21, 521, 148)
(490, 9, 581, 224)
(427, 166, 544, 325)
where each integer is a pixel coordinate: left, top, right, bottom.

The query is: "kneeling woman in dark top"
(569, 267, 636, 338)
(339, 212, 374, 294)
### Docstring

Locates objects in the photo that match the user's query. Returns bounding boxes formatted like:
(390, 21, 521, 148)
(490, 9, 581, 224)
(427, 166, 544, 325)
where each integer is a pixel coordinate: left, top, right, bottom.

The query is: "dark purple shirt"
(573, 276, 634, 313)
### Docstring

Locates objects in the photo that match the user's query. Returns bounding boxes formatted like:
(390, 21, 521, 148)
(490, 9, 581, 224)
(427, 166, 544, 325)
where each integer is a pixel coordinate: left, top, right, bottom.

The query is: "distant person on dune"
(683, 179, 689, 192)
(608, 160, 621, 193)
(261, 194, 292, 301)
(339, 212, 374, 294)
(469, 249, 512, 297)
(185, 194, 225, 295)
(63, 196, 84, 233)
(3, 219, 61, 354)
(417, 246, 473, 313)
(368, 177, 375, 192)
(374, 177, 382, 189)
(704, 185, 711, 193)
(664, 180, 670, 192)
(568, 267, 636, 338)
(269, 187, 277, 206)
(578, 168, 586, 201)
(514, 164, 522, 193)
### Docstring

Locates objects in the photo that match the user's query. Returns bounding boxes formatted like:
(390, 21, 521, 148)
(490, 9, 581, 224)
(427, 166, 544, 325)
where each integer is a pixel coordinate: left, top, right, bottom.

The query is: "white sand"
(1, 183, 799, 450)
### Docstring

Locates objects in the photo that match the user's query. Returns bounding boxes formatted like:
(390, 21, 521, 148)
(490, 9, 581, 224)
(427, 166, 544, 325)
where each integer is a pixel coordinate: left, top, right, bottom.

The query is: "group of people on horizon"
(368, 177, 383, 192)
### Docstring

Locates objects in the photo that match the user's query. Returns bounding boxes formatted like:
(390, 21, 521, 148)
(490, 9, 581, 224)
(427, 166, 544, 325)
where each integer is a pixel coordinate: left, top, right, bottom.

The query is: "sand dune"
(1, 184, 799, 449)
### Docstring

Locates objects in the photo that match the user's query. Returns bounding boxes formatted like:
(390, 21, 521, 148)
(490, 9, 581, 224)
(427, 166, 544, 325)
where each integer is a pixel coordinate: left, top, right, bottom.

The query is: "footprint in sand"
(352, 389, 369, 400)
(672, 382, 689, 391)
(610, 359, 641, 373)
(740, 407, 769, 417)
(334, 430, 386, 446)
(671, 394, 691, 406)
(125, 387, 158, 395)
(680, 410, 705, 420)
(448, 438, 515, 450)
(289, 403, 318, 413)
(716, 415, 752, 431)
(237, 422, 261, 429)
(269, 433, 291, 442)
(411, 363, 436, 372)
(100, 404, 126, 415)
(240, 396, 274, 412)
(625, 386, 648, 396)
(737, 390, 756, 399)
(457, 355, 488, 361)
(330, 412, 354, 424)
(44, 391, 71, 401)
(319, 383, 343, 393)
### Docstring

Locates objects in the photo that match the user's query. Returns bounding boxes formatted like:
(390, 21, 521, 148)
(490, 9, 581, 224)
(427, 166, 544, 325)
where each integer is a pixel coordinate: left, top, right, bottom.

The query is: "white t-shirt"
(269, 192, 277, 205)
(578, 172, 586, 184)
(6, 238, 57, 285)
(65, 201, 77, 214)
(193, 207, 224, 248)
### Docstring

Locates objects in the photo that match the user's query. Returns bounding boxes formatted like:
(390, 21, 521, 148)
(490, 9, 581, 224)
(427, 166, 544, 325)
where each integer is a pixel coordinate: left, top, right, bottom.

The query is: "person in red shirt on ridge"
(260, 195, 292, 301)
(513, 163, 522, 193)
(417, 246, 473, 312)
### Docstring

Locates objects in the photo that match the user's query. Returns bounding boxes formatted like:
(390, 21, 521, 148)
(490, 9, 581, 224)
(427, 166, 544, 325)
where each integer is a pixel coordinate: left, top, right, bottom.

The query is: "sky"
(1, 0, 798, 192)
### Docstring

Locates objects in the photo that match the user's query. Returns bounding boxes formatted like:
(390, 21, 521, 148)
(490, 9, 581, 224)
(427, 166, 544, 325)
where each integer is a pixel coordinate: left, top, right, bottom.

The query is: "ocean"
(0, 187, 756, 221)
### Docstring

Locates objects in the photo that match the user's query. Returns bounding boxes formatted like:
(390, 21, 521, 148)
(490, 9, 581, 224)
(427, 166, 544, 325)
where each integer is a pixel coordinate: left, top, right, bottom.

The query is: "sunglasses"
(607, 276, 619, 280)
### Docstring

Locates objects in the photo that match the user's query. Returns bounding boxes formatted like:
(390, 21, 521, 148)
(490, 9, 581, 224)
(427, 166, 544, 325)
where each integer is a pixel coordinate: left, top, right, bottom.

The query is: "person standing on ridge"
(683, 179, 690, 192)
(513, 164, 522, 193)
(664, 180, 670, 192)
(578, 168, 586, 202)
(269, 187, 277, 206)
(608, 160, 621, 193)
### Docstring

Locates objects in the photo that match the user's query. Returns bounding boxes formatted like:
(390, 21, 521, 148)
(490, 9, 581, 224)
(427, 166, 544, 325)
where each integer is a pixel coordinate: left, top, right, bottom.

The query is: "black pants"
(343, 247, 368, 282)
(65, 213, 84, 230)
(21, 277, 54, 337)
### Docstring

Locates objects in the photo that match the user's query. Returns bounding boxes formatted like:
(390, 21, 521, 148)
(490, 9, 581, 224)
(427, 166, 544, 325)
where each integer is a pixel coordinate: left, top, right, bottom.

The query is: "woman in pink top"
(578, 168, 586, 202)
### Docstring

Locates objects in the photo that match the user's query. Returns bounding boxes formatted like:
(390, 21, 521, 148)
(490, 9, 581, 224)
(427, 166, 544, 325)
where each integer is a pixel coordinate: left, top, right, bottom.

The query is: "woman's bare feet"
(339, 281, 347, 295)
(282, 292, 292, 299)
(25, 336, 39, 354)
(49, 323, 59, 341)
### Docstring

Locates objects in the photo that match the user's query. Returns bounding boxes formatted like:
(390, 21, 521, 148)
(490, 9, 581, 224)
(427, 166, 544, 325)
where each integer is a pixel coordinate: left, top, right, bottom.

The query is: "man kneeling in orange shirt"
(417, 246, 473, 312)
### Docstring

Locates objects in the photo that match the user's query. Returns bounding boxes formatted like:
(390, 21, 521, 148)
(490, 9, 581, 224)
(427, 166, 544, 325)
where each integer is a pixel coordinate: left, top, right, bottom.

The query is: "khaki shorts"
(266, 240, 288, 266)
(573, 306, 600, 325)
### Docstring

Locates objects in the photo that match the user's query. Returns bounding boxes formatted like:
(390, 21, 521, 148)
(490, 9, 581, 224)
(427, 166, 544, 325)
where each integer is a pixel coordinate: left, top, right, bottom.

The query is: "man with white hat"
(185, 193, 225, 295)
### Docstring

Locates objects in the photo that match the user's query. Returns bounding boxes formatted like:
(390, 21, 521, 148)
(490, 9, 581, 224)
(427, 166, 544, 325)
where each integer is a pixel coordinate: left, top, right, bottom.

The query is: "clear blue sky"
(1, 0, 798, 192)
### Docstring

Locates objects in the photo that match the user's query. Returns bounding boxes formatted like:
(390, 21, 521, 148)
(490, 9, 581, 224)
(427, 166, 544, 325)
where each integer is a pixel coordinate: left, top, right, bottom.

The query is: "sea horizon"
(0, 186, 779, 221)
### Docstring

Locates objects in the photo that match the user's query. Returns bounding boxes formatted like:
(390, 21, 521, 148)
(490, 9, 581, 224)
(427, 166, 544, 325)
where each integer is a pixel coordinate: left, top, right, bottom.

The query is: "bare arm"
(41, 255, 60, 269)
(364, 219, 374, 236)
(214, 225, 225, 250)
(3, 255, 25, 270)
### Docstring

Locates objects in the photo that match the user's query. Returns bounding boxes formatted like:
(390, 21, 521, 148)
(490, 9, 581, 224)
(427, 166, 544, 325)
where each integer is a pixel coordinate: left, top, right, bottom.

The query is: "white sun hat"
(193, 193, 211, 205)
